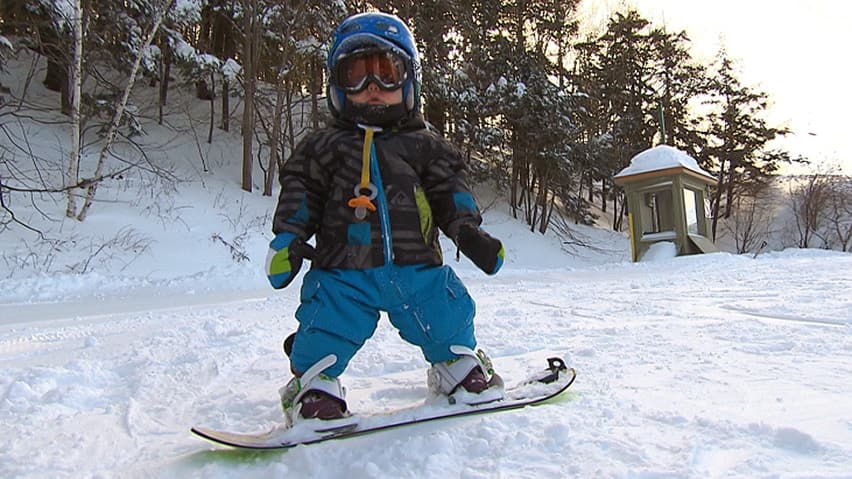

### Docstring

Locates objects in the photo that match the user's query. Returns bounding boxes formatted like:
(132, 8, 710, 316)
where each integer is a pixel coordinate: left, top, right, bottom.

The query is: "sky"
(580, 0, 852, 175)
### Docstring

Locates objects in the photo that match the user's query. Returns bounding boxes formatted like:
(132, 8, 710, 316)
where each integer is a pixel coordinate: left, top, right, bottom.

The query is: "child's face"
(346, 82, 403, 106)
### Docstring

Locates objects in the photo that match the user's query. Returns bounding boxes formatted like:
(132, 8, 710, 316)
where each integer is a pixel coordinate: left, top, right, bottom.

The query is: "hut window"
(683, 189, 700, 234)
(642, 190, 674, 233)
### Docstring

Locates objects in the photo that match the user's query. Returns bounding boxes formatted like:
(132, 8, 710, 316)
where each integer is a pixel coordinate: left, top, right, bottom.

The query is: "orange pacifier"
(348, 184, 378, 220)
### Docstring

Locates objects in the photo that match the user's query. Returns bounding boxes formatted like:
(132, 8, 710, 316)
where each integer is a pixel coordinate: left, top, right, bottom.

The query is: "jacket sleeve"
(271, 133, 328, 240)
(420, 135, 482, 241)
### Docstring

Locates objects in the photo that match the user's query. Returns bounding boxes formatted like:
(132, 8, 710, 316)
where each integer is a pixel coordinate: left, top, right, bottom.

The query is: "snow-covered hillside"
(2, 49, 851, 479)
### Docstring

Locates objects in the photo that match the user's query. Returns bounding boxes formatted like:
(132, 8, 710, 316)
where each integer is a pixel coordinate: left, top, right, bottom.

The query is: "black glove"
(266, 235, 316, 289)
(456, 223, 505, 275)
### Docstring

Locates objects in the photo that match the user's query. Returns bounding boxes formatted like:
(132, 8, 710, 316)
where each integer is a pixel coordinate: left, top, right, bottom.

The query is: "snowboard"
(191, 357, 576, 450)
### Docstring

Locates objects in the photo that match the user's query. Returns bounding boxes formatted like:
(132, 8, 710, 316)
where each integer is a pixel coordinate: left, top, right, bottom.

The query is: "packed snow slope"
(1, 218, 850, 478)
(1, 49, 851, 479)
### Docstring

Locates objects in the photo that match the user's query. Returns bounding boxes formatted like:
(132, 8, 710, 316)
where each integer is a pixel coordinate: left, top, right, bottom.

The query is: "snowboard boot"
(279, 354, 348, 425)
(427, 346, 505, 405)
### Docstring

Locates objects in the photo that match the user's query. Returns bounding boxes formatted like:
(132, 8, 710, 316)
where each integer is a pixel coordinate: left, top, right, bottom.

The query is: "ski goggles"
(333, 48, 410, 93)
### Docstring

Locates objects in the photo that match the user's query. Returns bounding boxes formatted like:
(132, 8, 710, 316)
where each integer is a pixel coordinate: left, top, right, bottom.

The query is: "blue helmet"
(327, 12, 421, 118)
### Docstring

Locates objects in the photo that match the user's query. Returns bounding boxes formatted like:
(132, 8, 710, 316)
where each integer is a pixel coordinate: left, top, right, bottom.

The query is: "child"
(266, 12, 506, 424)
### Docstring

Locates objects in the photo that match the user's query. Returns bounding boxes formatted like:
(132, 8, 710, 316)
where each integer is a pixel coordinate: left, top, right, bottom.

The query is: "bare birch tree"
(76, 0, 176, 221)
(65, 0, 83, 219)
(721, 186, 775, 254)
(824, 176, 852, 252)
(789, 173, 831, 249)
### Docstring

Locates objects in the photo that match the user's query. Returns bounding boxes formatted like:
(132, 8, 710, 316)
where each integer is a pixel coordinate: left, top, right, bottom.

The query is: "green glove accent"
(265, 233, 303, 289)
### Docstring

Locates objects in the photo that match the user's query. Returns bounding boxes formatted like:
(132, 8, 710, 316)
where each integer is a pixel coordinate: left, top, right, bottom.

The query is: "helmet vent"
(376, 21, 399, 35)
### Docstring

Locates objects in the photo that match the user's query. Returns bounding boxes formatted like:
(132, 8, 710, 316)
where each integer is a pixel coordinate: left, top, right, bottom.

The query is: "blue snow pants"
(288, 264, 477, 377)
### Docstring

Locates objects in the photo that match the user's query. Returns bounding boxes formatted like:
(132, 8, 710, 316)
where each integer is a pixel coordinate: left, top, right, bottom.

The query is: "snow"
(170, 0, 203, 24)
(615, 145, 715, 181)
(639, 240, 677, 261)
(2, 54, 852, 479)
(2, 245, 851, 479)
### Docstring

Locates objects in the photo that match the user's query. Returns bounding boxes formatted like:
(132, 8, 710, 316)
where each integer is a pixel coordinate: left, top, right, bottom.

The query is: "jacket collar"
(333, 111, 426, 133)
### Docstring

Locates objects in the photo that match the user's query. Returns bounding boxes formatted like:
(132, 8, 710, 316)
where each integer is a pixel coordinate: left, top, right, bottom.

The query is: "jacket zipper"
(369, 142, 394, 264)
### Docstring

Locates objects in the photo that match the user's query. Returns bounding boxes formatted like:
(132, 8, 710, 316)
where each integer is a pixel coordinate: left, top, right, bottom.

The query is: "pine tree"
(648, 28, 707, 155)
(576, 10, 659, 230)
(702, 49, 790, 240)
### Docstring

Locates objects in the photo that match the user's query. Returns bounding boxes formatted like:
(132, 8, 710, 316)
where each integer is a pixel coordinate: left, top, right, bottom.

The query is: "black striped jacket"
(272, 118, 483, 270)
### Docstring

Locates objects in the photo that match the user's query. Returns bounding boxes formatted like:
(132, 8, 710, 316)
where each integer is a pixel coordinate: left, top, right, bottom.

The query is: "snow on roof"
(615, 145, 714, 180)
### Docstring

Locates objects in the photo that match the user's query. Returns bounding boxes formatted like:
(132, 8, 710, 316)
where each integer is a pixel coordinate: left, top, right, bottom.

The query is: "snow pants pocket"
(387, 265, 476, 364)
(290, 269, 380, 377)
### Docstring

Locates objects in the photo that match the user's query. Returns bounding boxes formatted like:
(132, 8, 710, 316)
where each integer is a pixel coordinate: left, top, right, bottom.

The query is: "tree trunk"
(240, 0, 257, 193)
(310, 58, 321, 129)
(43, 58, 64, 92)
(540, 189, 555, 234)
(510, 135, 520, 219)
(710, 161, 727, 241)
(221, 79, 230, 131)
(44, 59, 72, 114)
(529, 173, 539, 233)
(207, 71, 215, 143)
(615, 194, 627, 231)
(264, 73, 286, 197)
(586, 172, 593, 203)
(723, 162, 737, 219)
(157, 31, 171, 125)
(65, 0, 83, 219)
(286, 86, 296, 153)
(195, 3, 214, 101)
